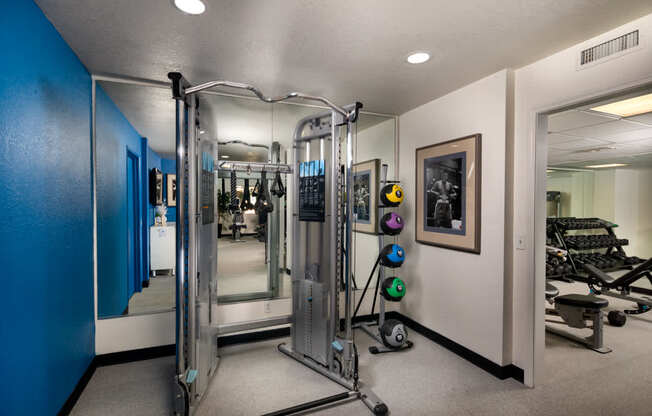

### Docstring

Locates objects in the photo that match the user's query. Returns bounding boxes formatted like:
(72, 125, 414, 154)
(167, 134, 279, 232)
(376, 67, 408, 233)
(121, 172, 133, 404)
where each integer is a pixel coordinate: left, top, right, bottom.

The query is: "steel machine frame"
(169, 73, 386, 415)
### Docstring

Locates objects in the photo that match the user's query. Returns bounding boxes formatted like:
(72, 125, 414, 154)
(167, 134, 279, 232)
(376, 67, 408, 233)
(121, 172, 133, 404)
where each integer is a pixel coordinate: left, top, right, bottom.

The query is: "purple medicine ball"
(380, 212, 404, 235)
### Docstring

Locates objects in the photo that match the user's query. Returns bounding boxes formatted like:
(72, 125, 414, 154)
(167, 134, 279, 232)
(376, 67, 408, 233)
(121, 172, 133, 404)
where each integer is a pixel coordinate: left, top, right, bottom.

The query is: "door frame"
(126, 147, 143, 295)
(531, 80, 652, 386)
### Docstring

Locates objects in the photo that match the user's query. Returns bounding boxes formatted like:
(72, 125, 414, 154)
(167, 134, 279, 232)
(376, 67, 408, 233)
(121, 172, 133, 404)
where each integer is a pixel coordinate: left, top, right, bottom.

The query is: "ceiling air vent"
(580, 30, 639, 66)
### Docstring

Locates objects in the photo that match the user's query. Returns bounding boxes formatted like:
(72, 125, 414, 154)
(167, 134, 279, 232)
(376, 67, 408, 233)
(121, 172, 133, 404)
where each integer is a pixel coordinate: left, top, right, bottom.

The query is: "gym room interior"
(2, 1, 652, 415)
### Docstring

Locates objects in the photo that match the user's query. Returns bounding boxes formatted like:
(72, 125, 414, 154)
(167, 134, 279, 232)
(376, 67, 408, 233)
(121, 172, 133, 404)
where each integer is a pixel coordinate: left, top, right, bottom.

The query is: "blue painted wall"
(147, 146, 162, 226)
(161, 158, 177, 223)
(0, 1, 94, 414)
(146, 152, 176, 225)
(96, 85, 144, 317)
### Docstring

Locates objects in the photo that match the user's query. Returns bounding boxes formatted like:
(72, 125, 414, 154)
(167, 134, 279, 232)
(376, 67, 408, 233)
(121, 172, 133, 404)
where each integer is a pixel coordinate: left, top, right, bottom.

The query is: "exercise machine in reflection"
(217, 157, 290, 303)
(168, 72, 386, 415)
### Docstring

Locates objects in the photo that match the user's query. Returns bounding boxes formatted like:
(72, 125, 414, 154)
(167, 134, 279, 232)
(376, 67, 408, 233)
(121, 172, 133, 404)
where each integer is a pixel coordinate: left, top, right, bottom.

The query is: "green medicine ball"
(381, 277, 406, 302)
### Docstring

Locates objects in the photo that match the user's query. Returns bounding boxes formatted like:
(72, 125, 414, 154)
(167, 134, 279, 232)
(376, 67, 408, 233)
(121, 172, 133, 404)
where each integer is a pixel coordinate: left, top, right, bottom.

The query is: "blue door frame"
(126, 148, 143, 298)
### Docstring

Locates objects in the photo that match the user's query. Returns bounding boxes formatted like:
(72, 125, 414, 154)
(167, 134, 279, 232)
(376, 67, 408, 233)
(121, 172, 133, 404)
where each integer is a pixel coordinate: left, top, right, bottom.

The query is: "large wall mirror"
(95, 78, 398, 316)
(95, 79, 176, 318)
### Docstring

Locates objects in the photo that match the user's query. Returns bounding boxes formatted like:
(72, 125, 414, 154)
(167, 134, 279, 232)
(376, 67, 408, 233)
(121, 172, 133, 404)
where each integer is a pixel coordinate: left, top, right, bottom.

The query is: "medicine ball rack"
(353, 164, 413, 354)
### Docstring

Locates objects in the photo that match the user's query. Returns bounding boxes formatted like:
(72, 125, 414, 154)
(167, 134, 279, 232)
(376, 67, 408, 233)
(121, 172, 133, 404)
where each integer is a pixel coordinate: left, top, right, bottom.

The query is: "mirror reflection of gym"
(206, 95, 302, 302)
(95, 80, 177, 318)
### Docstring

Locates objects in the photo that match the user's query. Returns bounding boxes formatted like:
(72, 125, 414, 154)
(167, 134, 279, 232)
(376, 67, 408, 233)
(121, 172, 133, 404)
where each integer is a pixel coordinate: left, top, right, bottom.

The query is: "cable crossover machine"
(168, 72, 387, 415)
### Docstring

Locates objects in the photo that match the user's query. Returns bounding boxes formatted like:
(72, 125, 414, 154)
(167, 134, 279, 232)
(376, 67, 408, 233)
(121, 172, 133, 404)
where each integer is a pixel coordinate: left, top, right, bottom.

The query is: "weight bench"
(545, 283, 612, 354)
(584, 259, 652, 315)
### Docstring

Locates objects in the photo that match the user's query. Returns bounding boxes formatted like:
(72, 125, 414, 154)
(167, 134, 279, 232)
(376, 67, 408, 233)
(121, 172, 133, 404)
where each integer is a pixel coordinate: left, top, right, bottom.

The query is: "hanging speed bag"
(380, 212, 404, 235)
(380, 244, 405, 268)
(381, 277, 406, 301)
(380, 184, 404, 207)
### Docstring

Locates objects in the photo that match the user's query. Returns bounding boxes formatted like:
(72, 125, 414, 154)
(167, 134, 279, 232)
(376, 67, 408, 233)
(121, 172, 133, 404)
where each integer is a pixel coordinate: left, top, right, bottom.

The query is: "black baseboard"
(95, 344, 176, 367)
(391, 312, 524, 383)
(219, 326, 291, 346)
(58, 357, 98, 416)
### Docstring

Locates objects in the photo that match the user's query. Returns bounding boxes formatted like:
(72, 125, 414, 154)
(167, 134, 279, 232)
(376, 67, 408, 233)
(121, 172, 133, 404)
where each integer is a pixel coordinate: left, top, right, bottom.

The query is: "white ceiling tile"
(548, 138, 611, 150)
(547, 110, 614, 133)
(616, 137, 652, 148)
(626, 112, 652, 125)
(558, 119, 648, 139)
(547, 133, 584, 145)
(601, 127, 652, 143)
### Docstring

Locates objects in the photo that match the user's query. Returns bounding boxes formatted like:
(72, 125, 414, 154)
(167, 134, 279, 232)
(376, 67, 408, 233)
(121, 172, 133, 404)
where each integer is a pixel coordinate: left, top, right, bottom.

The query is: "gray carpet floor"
(217, 236, 291, 298)
(74, 280, 652, 416)
(128, 275, 176, 315)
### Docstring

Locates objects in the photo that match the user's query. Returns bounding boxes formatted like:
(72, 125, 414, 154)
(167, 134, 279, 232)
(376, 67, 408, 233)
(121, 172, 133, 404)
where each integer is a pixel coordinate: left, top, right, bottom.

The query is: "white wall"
(592, 170, 616, 221)
(512, 13, 652, 386)
(614, 168, 652, 258)
(546, 170, 595, 217)
(398, 70, 509, 365)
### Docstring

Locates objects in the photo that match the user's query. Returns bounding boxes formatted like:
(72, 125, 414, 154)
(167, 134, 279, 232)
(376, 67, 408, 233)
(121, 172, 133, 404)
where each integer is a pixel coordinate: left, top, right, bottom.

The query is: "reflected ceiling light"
(591, 92, 652, 117)
(173, 0, 206, 15)
(221, 155, 230, 159)
(584, 163, 628, 168)
(199, 130, 205, 134)
(406, 52, 430, 64)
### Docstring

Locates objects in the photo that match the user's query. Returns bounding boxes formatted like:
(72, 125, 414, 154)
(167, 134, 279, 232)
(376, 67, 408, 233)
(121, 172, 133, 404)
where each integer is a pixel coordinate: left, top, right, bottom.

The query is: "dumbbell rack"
(549, 217, 643, 277)
(355, 164, 413, 354)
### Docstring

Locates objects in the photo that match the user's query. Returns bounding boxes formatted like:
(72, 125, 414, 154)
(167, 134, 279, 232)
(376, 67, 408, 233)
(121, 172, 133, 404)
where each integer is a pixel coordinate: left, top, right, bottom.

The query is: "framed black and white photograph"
(416, 134, 481, 253)
(353, 159, 380, 234)
(167, 174, 177, 207)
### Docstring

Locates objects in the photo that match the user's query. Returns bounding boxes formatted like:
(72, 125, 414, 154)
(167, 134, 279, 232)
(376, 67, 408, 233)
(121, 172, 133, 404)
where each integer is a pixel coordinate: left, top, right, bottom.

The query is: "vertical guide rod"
(174, 99, 186, 375)
(344, 120, 354, 343)
(329, 111, 339, 373)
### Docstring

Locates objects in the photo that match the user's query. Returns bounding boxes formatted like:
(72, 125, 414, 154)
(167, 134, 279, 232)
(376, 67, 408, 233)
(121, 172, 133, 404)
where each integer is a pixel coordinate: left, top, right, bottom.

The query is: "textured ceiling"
(100, 79, 392, 158)
(37, 0, 652, 114)
(547, 96, 652, 168)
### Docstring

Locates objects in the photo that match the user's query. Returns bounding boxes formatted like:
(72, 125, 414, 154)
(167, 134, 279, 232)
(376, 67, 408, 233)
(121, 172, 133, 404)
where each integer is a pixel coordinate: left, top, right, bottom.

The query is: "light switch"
(516, 235, 526, 250)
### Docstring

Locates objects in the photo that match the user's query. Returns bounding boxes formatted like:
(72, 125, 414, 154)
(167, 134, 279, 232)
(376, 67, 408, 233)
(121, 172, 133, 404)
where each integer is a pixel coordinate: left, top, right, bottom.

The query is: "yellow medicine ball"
(380, 184, 404, 206)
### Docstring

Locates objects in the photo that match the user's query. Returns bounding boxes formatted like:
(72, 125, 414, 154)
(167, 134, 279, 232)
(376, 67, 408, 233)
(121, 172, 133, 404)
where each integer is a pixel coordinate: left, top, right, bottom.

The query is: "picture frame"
(167, 173, 177, 207)
(415, 134, 481, 254)
(353, 159, 381, 234)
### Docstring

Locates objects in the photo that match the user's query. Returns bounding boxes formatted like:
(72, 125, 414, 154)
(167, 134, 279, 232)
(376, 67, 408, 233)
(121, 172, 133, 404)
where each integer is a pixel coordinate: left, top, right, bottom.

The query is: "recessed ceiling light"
(584, 163, 628, 168)
(221, 155, 230, 159)
(406, 52, 430, 64)
(173, 0, 206, 15)
(591, 92, 652, 117)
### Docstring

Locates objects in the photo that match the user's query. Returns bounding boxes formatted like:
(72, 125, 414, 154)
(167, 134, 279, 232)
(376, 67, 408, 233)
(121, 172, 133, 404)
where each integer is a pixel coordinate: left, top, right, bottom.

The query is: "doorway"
(536, 85, 652, 393)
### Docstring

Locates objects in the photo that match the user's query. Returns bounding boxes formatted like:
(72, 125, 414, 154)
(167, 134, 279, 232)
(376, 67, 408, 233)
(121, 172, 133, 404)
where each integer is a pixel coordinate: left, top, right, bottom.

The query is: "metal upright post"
(344, 120, 354, 344)
(378, 164, 389, 328)
(329, 111, 340, 373)
(269, 142, 281, 297)
(187, 96, 198, 396)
